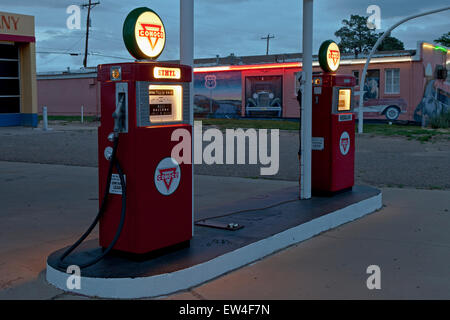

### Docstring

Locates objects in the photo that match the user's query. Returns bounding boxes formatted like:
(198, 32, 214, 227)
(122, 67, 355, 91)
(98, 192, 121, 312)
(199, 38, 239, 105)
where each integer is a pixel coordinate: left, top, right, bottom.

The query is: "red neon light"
(194, 62, 301, 73)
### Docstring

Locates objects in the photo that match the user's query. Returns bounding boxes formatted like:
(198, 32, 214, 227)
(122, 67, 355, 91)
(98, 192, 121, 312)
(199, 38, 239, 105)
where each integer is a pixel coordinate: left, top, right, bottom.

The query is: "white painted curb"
(46, 192, 382, 298)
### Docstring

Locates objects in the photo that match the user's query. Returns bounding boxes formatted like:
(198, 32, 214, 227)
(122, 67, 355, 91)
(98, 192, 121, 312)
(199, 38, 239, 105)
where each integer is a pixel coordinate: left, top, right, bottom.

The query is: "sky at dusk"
(1, 0, 449, 73)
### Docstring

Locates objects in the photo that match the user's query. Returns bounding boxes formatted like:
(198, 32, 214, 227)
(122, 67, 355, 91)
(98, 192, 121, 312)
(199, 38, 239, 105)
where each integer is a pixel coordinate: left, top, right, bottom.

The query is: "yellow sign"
(326, 42, 340, 72)
(0, 11, 35, 39)
(134, 10, 165, 59)
(123, 7, 166, 60)
(153, 67, 181, 79)
(319, 40, 341, 72)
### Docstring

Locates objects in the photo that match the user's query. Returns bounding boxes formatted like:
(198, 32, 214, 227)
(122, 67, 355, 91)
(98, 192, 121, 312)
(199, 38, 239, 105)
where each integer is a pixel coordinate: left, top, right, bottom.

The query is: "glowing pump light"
(154, 67, 181, 79)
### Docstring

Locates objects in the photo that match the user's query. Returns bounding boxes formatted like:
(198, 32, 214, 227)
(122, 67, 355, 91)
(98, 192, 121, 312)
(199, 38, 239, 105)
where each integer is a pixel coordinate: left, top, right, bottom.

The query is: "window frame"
(385, 68, 400, 94)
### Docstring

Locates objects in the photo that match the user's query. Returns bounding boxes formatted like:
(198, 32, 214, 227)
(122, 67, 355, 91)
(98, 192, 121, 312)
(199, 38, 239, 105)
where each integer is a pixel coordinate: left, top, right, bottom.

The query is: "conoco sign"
(319, 40, 341, 72)
(123, 7, 166, 60)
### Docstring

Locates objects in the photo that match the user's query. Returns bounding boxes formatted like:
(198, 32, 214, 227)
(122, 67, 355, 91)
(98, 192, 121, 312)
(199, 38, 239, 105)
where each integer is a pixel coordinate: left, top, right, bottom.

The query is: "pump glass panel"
(148, 85, 182, 123)
(337, 89, 351, 111)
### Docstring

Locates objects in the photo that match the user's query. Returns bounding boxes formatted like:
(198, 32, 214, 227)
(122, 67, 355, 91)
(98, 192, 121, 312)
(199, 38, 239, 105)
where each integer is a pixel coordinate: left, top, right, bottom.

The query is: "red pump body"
(97, 62, 192, 254)
(311, 73, 356, 193)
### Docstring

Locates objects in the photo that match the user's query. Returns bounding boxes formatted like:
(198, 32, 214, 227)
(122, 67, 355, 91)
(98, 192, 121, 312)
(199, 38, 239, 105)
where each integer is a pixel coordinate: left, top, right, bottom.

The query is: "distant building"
(36, 41, 449, 122)
(0, 11, 37, 127)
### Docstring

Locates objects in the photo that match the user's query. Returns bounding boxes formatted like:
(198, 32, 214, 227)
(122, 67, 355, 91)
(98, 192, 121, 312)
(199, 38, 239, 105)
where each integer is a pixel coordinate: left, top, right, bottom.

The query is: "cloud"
(3, 0, 447, 72)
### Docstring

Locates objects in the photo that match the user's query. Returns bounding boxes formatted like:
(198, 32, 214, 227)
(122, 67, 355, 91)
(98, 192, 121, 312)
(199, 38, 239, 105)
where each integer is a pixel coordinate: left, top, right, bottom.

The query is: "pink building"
(37, 69, 100, 116)
(37, 41, 449, 122)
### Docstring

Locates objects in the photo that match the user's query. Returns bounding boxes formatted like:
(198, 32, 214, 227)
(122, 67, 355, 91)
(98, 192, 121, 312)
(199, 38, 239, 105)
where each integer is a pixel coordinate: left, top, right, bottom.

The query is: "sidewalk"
(168, 187, 450, 300)
(0, 161, 449, 299)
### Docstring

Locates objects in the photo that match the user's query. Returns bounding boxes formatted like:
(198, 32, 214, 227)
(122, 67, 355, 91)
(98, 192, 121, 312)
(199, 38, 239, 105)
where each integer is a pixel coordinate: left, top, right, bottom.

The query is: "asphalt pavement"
(0, 122, 449, 189)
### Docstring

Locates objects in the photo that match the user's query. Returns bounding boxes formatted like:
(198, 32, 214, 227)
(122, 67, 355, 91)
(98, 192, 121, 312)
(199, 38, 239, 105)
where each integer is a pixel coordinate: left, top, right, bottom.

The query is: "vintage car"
(245, 90, 282, 117)
(354, 97, 408, 121)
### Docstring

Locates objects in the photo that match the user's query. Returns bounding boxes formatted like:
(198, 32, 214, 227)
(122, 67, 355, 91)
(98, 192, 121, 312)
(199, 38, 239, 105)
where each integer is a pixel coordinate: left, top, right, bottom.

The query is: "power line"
(261, 33, 275, 55)
(36, 50, 132, 61)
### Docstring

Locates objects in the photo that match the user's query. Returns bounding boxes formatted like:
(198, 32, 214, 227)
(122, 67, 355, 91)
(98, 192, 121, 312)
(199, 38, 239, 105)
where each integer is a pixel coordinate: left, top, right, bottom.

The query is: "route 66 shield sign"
(205, 75, 217, 89)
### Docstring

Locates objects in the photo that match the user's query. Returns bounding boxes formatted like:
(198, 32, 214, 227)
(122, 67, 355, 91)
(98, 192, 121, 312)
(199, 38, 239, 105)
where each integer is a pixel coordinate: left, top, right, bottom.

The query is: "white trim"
(37, 73, 97, 80)
(46, 192, 382, 299)
(0, 58, 19, 62)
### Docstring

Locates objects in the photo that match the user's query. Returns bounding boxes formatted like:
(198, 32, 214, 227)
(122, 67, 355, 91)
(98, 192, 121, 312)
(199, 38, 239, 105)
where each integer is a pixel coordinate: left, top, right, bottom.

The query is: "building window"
(363, 69, 380, 101)
(0, 44, 20, 114)
(385, 68, 400, 94)
(352, 70, 359, 86)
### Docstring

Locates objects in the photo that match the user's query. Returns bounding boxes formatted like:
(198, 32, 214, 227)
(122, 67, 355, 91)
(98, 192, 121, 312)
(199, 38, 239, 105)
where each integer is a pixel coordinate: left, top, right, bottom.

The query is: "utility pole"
(261, 33, 274, 55)
(81, 0, 100, 68)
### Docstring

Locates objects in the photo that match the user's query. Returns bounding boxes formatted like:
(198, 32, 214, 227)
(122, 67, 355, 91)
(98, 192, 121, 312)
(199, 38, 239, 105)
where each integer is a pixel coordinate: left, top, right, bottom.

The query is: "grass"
(38, 115, 99, 123)
(198, 118, 449, 142)
(430, 110, 450, 129)
(361, 124, 449, 142)
(198, 118, 300, 130)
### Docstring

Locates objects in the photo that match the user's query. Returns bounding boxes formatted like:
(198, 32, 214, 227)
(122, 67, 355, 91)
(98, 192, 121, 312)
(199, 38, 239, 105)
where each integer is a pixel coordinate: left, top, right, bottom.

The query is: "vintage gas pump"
(58, 7, 193, 267)
(97, 61, 192, 254)
(311, 40, 356, 194)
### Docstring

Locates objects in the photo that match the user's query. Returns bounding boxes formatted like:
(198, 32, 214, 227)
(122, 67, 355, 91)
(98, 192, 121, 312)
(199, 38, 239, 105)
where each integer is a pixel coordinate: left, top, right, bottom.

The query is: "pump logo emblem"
(139, 23, 164, 50)
(318, 40, 341, 72)
(339, 131, 350, 155)
(154, 157, 181, 195)
(328, 49, 340, 66)
(157, 168, 179, 190)
(123, 7, 166, 60)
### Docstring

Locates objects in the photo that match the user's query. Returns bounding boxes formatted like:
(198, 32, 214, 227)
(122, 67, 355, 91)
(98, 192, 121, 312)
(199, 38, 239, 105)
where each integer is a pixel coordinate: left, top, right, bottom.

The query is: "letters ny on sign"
(0, 15, 20, 31)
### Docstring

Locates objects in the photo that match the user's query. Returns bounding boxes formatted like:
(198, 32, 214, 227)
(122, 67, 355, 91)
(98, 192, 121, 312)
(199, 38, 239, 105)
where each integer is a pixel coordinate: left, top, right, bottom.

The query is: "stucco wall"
(37, 77, 99, 116)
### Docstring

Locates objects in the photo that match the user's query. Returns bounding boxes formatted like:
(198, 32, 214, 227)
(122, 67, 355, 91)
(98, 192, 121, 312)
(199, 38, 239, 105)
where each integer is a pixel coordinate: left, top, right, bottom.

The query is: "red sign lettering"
(139, 23, 164, 50)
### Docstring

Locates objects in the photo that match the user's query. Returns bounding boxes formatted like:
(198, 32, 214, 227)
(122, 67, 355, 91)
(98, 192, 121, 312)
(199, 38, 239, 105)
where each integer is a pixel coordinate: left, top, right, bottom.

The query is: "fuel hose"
(58, 136, 127, 269)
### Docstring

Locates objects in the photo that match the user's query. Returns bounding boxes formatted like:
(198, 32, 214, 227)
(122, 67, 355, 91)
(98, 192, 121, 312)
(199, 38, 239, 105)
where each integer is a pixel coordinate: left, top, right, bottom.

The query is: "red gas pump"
(57, 7, 194, 268)
(97, 62, 193, 254)
(311, 40, 356, 194)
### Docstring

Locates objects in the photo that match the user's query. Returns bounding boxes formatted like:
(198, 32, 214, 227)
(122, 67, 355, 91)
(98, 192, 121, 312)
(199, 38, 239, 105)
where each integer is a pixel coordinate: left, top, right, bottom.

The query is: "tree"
(335, 14, 405, 57)
(334, 15, 378, 58)
(435, 32, 450, 47)
(377, 34, 405, 51)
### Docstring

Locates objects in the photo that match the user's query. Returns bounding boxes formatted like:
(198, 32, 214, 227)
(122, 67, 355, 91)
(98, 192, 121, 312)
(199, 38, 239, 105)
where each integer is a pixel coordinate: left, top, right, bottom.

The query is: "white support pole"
(43, 106, 48, 131)
(300, 0, 313, 199)
(81, 105, 84, 124)
(358, 6, 450, 134)
(180, 0, 194, 235)
(180, 0, 194, 126)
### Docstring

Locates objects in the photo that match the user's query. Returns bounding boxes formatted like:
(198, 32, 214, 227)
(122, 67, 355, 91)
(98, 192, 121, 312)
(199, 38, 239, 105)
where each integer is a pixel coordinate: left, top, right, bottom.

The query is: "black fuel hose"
(58, 136, 127, 269)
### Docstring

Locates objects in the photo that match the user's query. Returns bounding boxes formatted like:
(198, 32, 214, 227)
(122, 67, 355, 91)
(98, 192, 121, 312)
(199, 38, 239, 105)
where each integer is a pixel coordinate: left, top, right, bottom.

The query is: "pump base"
(312, 186, 353, 197)
(47, 185, 382, 299)
(105, 240, 191, 262)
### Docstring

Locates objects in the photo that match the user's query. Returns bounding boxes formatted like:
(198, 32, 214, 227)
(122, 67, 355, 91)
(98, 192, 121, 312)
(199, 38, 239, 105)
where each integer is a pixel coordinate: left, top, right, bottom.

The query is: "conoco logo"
(339, 131, 350, 155)
(157, 167, 179, 191)
(139, 23, 164, 50)
(154, 157, 181, 196)
(328, 49, 340, 66)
